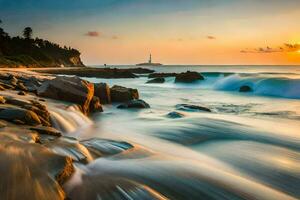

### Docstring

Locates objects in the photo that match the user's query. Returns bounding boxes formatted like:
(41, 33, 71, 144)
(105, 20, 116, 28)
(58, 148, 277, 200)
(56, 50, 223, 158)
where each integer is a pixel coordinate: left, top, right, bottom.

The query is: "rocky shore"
(0, 69, 147, 199)
(33, 67, 155, 78)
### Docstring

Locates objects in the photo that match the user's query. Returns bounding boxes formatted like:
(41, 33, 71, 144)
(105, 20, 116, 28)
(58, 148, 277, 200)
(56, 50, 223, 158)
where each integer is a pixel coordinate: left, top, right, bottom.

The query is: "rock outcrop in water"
(175, 71, 204, 83)
(110, 85, 139, 102)
(176, 104, 211, 112)
(37, 76, 94, 114)
(34, 67, 154, 79)
(146, 77, 165, 84)
(117, 99, 150, 109)
(148, 72, 178, 78)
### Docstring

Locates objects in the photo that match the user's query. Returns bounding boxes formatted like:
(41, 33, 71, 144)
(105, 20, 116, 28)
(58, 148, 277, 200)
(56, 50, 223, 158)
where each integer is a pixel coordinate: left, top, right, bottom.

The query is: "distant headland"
(136, 54, 162, 66)
(0, 20, 84, 68)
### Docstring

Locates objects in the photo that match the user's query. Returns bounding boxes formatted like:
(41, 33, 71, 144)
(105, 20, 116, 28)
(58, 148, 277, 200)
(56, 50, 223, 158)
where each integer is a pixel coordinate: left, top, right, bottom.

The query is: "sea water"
(65, 65, 300, 200)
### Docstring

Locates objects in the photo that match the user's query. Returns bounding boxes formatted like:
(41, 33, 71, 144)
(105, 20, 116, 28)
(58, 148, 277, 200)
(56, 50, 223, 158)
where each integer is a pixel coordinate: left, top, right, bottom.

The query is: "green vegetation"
(0, 20, 84, 68)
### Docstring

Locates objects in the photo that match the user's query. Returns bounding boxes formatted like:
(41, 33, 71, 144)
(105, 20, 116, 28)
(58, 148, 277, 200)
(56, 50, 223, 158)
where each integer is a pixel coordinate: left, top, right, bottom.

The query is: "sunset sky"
(1, 0, 300, 65)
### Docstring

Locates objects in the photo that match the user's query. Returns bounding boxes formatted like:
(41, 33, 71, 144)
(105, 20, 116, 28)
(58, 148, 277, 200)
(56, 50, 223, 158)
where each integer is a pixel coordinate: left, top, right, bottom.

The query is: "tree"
(0, 19, 8, 38)
(23, 27, 33, 39)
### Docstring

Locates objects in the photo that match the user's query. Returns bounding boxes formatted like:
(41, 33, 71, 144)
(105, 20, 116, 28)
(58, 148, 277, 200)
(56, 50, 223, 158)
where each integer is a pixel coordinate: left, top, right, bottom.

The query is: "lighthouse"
(148, 54, 152, 64)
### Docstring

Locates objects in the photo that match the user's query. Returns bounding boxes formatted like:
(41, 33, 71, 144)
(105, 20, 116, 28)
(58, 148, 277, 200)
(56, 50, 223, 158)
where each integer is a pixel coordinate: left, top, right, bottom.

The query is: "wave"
(146, 72, 300, 99)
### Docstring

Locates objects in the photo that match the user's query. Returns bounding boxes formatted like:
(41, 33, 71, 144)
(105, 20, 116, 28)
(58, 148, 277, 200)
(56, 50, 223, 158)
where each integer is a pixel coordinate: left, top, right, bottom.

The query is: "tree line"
(0, 20, 83, 67)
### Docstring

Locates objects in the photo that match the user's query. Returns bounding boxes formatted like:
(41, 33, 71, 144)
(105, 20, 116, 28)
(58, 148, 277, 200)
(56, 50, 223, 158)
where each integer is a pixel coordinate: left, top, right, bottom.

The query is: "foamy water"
(59, 65, 300, 199)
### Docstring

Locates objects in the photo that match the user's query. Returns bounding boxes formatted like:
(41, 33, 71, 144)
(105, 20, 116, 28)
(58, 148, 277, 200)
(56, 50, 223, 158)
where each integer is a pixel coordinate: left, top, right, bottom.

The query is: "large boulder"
(94, 83, 111, 104)
(175, 71, 204, 83)
(110, 85, 139, 102)
(117, 99, 150, 109)
(148, 73, 177, 78)
(37, 76, 94, 114)
(146, 77, 165, 84)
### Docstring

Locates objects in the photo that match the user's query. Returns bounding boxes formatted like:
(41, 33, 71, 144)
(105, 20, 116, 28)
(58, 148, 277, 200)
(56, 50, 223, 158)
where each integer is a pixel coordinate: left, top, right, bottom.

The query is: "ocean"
(62, 65, 300, 199)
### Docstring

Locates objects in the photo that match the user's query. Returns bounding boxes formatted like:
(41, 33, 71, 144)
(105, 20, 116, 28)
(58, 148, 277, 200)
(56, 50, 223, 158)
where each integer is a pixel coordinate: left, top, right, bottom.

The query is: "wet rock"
(44, 137, 92, 163)
(0, 135, 73, 200)
(16, 82, 28, 91)
(18, 91, 27, 96)
(89, 96, 103, 113)
(80, 138, 134, 159)
(175, 71, 204, 83)
(30, 126, 62, 137)
(37, 76, 94, 114)
(0, 120, 6, 128)
(146, 77, 165, 84)
(166, 111, 185, 119)
(117, 99, 150, 109)
(239, 85, 252, 92)
(94, 83, 111, 104)
(0, 82, 15, 89)
(0, 107, 41, 125)
(0, 85, 5, 91)
(176, 104, 211, 112)
(110, 85, 139, 102)
(148, 72, 177, 78)
(0, 96, 6, 104)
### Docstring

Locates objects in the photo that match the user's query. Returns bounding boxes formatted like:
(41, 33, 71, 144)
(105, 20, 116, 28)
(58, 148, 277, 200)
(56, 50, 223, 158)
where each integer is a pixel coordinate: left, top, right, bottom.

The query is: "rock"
(148, 73, 177, 78)
(0, 135, 74, 200)
(0, 82, 15, 89)
(146, 77, 165, 84)
(0, 107, 41, 125)
(166, 111, 185, 119)
(18, 91, 27, 96)
(176, 104, 211, 112)
(30, 126, 61, 137)
(80, 138, 134, 159)
(37, 76, 94, 114)
(94, 83, 111, 104)
(16, 82, 28, 91)
(175, 71, 204, 83)
(0, 120, 6, 128)
(89, 96, 103, 113)
(0, 96, 5, 104)
(0, 85, 5, 91)
(9, 75, 18, 86)
(117, 99, 150, 109)
(239, 85, 252, 92)
(110, 85, 139, 102)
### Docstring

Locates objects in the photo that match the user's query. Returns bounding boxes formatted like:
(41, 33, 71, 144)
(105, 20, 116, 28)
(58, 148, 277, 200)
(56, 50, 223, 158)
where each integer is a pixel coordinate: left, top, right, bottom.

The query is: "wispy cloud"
(85, 31, 100, 37)
(241, 43, 300, 53)
(207, 35, 216, 40)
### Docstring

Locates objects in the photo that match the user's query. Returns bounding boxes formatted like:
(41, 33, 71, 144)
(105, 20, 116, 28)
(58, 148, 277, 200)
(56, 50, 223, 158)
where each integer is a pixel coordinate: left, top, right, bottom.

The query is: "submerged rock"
(166, 111, 185, 119)
(30, 126, 62, 137)
(146, 77, 165, 84)
(175, 71, 204, 83)
(117, 99, 150, 109)
(176, 104, 211, 112)
(37, 76, 94, 114)
(110, 85, 139, 102)
(239, 85, 252, 92)
(94, 83, 111, 104)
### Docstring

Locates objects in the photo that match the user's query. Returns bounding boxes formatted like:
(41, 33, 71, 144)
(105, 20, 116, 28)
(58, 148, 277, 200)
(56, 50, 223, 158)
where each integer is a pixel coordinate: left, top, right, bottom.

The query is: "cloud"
(207, 35, 216, 40)
(241, 43, 300, 53)
(85, 31, 100, 37)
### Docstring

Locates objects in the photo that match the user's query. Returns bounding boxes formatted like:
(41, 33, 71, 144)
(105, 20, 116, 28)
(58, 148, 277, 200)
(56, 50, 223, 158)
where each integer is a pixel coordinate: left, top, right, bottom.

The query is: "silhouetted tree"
(23, 27, 33, 39)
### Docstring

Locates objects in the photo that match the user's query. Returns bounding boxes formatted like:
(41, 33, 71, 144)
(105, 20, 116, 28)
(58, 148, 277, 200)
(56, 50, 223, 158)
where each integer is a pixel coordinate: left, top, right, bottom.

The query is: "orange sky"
(2, 0, 300, 65)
